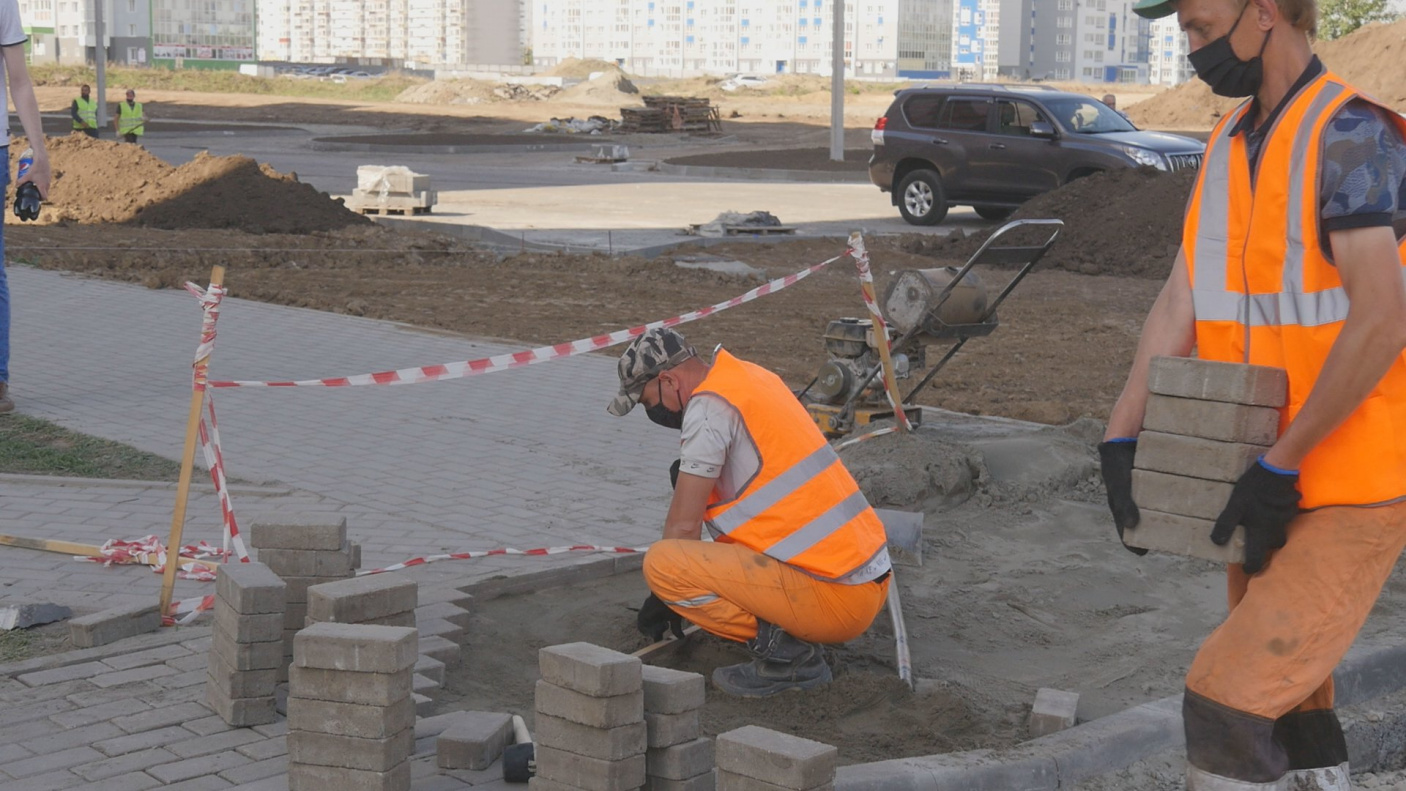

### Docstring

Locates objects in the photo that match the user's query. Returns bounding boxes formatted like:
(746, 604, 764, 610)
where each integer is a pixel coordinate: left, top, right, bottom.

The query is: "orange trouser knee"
(641, 539, 887, 644)
(1186, 500, 1406, 719)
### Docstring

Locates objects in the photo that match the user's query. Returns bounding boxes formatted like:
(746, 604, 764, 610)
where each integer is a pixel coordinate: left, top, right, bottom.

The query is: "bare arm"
(1103, 249, 1198, 440)
(1261, 226, 1406, 469)
(2, 43, 48, 197)
(662, 472, 712, 541)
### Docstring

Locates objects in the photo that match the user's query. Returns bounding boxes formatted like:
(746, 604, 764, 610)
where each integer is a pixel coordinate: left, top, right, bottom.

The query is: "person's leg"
(0, 212, 10, 412)
(1183, 502, 1406, 789)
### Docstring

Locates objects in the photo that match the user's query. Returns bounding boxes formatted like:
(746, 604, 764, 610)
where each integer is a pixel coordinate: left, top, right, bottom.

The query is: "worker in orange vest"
(1101, 0, 1406, 787)
(608, 328, 891, 697)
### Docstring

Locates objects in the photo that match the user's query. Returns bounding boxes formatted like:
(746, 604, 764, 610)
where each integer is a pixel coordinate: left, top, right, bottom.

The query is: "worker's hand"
(19, 150, 51, 200)
(1098, 439, 1147, 556)
(637, 593, 686, 642)
(1211, 459, 1300, 574)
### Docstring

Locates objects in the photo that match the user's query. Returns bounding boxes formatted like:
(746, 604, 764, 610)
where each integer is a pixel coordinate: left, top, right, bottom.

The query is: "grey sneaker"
(0, 381, 12, 414)
(711, 621, 833, 698)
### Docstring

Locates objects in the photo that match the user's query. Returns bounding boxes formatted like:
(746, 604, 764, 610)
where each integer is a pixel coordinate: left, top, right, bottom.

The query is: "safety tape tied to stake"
(184, 280, 225, 392)
(846, 234, 913, 432)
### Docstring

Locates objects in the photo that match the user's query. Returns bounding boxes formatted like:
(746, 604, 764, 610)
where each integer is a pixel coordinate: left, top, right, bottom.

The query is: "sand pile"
(911, 166, 1196, 279)
(8, 135, 367, 233)
(1131, 19, 1406, 129)
(395, 78, 501, 105)
(543, 58, 628, 79)
(554, 70, 642, 106)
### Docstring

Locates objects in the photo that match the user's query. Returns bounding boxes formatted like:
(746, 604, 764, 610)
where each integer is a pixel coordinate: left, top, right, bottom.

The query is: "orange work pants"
(642, 539, 888, 644)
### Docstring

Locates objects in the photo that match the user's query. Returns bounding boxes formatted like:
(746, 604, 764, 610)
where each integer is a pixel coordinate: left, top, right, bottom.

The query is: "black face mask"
(645, 379, 684, 430)
(1188, 7, 1272, 98)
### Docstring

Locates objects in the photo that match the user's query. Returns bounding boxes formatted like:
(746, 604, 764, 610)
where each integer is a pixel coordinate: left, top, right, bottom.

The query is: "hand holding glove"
(637, 593, 686, 642)
(1212, 458, 1301, 574)
(1098, 439, 1148, 556)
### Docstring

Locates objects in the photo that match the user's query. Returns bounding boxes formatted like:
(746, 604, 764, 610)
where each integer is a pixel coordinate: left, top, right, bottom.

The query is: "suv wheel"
(974, 206, 1014, 221)
(898, 170, 948, 226)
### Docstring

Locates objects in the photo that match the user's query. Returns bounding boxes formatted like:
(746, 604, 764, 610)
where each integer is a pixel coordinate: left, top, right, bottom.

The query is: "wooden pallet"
(359, 206, 434, 216)
(621, 97, 723, 134)
(686, 224, 797, 236)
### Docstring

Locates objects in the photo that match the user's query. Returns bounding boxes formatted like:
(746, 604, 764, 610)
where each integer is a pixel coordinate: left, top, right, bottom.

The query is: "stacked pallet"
(620, 97, 722, 134)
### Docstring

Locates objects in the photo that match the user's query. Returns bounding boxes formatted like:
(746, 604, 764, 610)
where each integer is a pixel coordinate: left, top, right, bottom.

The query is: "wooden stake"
(0, 534, 220, 572)
(848, 232, 912, 433)
(158, 265, 225, 620)
(632, 624, 701, 661)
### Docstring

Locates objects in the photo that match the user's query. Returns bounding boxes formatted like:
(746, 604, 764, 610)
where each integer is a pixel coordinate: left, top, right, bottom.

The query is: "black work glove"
(1212, 460, 1301, 574)
(1098, 440, 1147, 556)
(637, 593, 686, 642)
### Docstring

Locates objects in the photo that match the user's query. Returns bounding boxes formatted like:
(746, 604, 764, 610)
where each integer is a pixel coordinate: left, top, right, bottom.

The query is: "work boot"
(711, 621, 832, 698)
(0, 382, 12, 414)
(1282, 764, 1351, 791)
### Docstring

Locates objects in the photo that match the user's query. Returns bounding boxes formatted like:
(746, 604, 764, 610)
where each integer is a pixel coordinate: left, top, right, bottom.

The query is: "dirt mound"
(554, 71, 642, 106)
(842, 430, 979, 511)
(9, 135, 367, 233)
(543, 58, 628, 79)
(395, 78, 501, 105)
(1131, 19, 1406, 129)
(910, 167, 1196, 279)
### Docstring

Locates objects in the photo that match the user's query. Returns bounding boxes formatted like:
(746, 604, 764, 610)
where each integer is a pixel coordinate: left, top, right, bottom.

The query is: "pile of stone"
(715, 727, 836, 791)
(642, 666, 711, 791)
(1129, 356, 1287, 562)
(207, 561, 286, 726)
(249, 515, 358, 681)
(287, 622, 418, 790)
(532, 642, 648, 791)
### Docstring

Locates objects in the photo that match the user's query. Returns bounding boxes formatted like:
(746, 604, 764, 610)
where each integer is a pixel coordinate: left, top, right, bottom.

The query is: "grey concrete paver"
(94, 726, 196, 757)
(148, 750, 251, 784)
(73, 772, 163, 791)
(5, 745, 106, 778)
(71, 747, 180, 782)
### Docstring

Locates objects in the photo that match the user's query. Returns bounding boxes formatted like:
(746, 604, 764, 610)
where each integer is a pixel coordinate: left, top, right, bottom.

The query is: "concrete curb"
(459, 551, 644, 601)
(0, 471, 293, 497)
(311, 138, 620, 155)
(656, 161, 870, 183)
(0, 624, 211, 678)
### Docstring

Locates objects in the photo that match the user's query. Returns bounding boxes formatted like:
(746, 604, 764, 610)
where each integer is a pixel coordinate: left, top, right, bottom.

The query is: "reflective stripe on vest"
(73, 97, 97, 129)
(118, 102, 144, 135)
(1184, 71, 1406, 508)
(697, 350, 890, 583)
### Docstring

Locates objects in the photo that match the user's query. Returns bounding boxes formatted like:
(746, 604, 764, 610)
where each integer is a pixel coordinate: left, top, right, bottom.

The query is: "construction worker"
(70, 83, 97, 137)
(608, 328, 891, 697)
(114, 89, 145, 144)
(1101, 0, 1406, 787)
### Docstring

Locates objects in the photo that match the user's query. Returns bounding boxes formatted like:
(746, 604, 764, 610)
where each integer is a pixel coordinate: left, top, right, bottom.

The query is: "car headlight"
(1120, 146, 1168, 171)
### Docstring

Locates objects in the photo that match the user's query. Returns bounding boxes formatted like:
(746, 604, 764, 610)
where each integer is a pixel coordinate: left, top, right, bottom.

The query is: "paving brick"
(0, 769, 86, 791)
(68, 603, 162, 648)
(112, 701, 212, 733)
(93, 725, 193, 757)
(1123, 508, 1247, 563)
(205, 688, 278, 727)
(715, 726, 836, 790)
(74, 771, 162, 791)
(540, 643, 642, 698)
(350, 542, 362, 570)
(648, 738, 715, 781)
(215, 562, 287, 615)
(1148, 356, 1287, 407)
(645, 710, 701, 749)
(413, 692, 433, 718)
(167, 728, 266, 759)
(1029, 687, 1079, 738)
(646, 772, 718, 791)
(249, 514, 348, 551)
(147, 749, 252, 783)
(282, 576, 333, 605)
(1142, 394, 1280, 446)
(236, 737, 289, 761)
(6, 744, 107, 778)
(287, 760, 410, 791)
(72, 746, 181, 782)
(20, 721, 122, 753)
(413, 673, 439, 695)
(537, 680, 644, 729)
(1134, 431, 1264, 483)
(535, 744, 648, 791)
(212, 599, 285, 644)
(415, 654, 445, 685)
(536, 713, 647, 761)
(217, 754, 288, 784)
(288, 728, 413, 772)
(293, 622, 419, 673)
(287, 695, 416, 739)
(642, 665, 706, 715)
(52, 700, 147, 729)
(716, 771, 832, 791)
(184, 714, 239, 736)
(100, 643, 193, 671)
(1132, 469, 1236, 522)
(415, 588, 473, 610)
(257, 544, 354, 579)
(207, 647, 280, 699)
(416, 601, 472, 630)
(306, 574, 417, 624)
(435, 711, 513, 770)
(211, 627, 285, 672)
(363, 612, 418, 629)
(415, 617, 462, 642)
(89, 663, 180, 689)
(419, 635, 460, 668)
(288, 664, 413, 707)
(147, 776, 234, 791)
(284, 602, 309, 628)
(17, 660, 111, 687)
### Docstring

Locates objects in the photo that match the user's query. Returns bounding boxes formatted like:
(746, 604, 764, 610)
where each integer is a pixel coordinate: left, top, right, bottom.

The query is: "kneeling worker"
(608, 328, 891, 697)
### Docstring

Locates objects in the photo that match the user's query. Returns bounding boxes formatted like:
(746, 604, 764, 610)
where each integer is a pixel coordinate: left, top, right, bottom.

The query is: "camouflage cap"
(607, 328, 697, 416)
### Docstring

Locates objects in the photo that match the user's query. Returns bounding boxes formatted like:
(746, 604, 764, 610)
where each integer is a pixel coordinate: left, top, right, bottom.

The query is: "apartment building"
(257, 0, 521, 67)
(21, 0, 150, 65)
(1147, 16, 1190, 85)
(151, 0, 255, 67)
(1024, 0, 1148, 83)
(533, 0, 954, 79)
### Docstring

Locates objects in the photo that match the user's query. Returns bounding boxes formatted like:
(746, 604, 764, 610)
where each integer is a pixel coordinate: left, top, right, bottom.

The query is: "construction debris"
(575, 144, 631, 164)
(347, 165, 437, 216)
(526, 116, 619, 134)
(688, 210, 794, 238)
(620, 96, 723, 134)
(0, 603, 71, 631)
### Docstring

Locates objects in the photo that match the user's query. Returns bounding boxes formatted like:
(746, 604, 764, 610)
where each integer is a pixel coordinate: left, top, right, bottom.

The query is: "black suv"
(869, 85, 1206, 225)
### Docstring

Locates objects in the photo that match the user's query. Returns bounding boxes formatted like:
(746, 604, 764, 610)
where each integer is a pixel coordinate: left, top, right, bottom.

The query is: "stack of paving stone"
(287, 622, 417, 791)
(1129, 356, 1288, 562)
(207, 561, 286, 726)
(531, 642, 647, 791)
(641, 666, 711, 791)
(249, 515, 358, 681)
(715, 727, 836, 791)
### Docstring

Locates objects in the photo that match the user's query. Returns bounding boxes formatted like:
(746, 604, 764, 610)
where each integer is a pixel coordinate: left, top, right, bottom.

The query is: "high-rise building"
(151, 0, 255, 68)
(533, 0, 954, 79)
(1025, 0, 1147, 83)
(20, 0, 150, 65)
(257, 0, 523, 67)
(1148, 17, 1191, 85)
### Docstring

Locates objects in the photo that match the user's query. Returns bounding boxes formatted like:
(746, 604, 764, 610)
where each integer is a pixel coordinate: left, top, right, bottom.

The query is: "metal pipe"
(886, 571, 913, 688)
(829, 0, 844, 161)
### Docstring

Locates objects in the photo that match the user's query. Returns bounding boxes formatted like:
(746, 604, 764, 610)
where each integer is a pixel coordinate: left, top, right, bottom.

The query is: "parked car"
(721, 75, 769, 91)
(869, 84, 1206, 225)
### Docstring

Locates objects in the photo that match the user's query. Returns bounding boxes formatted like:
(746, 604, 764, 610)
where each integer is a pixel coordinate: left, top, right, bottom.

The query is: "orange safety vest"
(1184, 70, 1406, 509)
(695, 350, 890, 583)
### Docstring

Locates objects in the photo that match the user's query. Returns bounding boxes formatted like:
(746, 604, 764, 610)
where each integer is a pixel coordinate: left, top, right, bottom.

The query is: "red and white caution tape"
(846, 233, 913, 432)
(835, 426, 898, 450)
(206, 254, 845, 389)
(357, 544, 647, 576)
(184, 280, 225, 392)
(80, 534, 231, 581)
(165, 594, 216, 626)
(197, 395, 248, 562)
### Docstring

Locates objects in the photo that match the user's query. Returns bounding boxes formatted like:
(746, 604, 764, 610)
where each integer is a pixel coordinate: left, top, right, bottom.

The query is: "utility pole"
(829, 0, 844, 161)
(95, 0, 107, 134)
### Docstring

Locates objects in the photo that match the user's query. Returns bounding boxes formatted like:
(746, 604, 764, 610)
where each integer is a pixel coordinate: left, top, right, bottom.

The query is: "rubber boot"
(711, 621, 832, 698)
(1281, 764, 1350, 791)
(1186, 765, 1285, 790)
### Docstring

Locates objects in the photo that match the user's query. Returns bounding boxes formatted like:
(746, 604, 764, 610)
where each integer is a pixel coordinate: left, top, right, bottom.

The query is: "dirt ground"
(665, 148, 871, 171)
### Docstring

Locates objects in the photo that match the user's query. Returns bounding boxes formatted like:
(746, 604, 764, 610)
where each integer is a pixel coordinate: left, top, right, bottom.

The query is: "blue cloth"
(0, 144, 9, 384)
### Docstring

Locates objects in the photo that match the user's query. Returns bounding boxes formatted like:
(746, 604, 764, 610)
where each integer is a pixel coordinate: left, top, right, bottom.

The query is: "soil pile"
(911, 166, 1196, 279)
(395, 78, 501, 105)
(543, 58, 629, 79)
(1131, 19, 1406, 129)
(554, 70, 642, 106)
(9, 135, 367, 233)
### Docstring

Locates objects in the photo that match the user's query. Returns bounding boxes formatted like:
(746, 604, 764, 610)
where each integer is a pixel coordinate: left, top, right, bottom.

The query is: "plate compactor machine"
(803, 220, 1064, 438)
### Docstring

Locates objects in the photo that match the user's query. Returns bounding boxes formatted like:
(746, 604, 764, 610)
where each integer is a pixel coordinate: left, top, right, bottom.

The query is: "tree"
(1318, 0, 1398, 40)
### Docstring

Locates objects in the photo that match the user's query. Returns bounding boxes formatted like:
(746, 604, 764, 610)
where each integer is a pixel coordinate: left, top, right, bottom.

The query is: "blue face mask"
(645, 379, 683, 430)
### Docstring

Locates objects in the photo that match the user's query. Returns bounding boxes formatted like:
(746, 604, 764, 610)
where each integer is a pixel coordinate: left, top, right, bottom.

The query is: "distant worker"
(1101, 0, 1406, 787)
(1101, 93, 1134, 124)
(114, 88, 145, 144)
(609, 329, 891, 697)
(70, 83, 97, 137)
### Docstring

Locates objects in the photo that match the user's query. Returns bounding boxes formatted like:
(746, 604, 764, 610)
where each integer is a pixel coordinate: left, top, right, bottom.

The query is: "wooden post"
(848, 232, 912, 433)
(158, 266, 226, 620)
(0, 534, 220, 572)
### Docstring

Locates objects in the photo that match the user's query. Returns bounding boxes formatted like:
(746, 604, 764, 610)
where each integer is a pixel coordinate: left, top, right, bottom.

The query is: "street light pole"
(95, 0, 107, 133)
(829, 0, 843, 161)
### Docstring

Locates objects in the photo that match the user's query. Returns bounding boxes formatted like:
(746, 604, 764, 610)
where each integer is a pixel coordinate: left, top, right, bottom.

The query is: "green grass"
(0, 413, 182, 480)
(30, 64, 427, 103)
